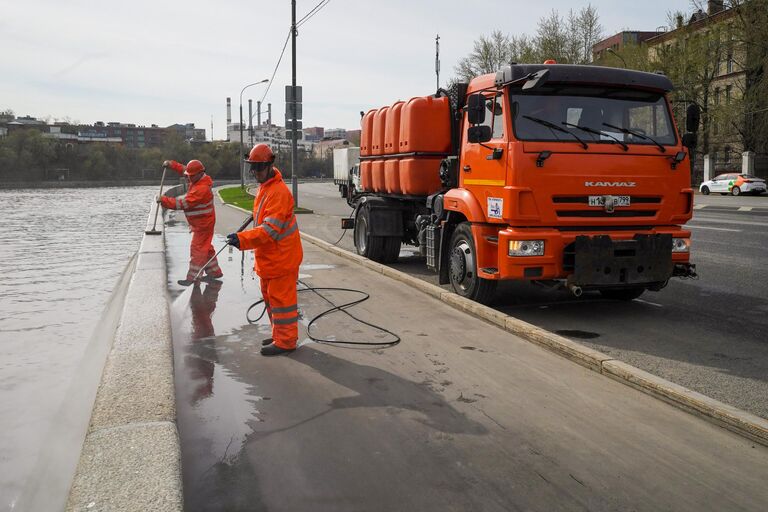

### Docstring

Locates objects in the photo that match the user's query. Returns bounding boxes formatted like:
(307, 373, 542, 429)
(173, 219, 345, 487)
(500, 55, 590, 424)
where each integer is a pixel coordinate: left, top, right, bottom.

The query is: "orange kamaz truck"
(342, 63, 699, 304)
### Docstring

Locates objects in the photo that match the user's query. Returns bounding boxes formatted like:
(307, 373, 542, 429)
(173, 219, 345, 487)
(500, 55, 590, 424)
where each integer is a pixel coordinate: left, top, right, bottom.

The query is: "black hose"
(246, 279, 400, 347)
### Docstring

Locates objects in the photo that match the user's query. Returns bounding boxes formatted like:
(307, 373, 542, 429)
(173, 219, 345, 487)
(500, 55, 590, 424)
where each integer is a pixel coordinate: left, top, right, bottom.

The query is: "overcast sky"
(1, 0, 693, 138)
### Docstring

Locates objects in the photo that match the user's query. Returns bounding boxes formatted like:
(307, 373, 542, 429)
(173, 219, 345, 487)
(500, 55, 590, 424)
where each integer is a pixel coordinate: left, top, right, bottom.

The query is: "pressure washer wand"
(146, 164, 168, 235)
(191, 214, 254, 282)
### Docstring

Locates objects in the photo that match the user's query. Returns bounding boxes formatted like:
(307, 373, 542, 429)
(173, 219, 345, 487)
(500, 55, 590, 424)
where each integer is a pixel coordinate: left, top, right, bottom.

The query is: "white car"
(700, 173, 767, 196)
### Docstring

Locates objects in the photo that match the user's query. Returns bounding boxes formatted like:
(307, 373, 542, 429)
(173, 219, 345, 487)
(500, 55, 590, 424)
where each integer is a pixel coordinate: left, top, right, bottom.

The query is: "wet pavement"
(166, 206, 768, 512)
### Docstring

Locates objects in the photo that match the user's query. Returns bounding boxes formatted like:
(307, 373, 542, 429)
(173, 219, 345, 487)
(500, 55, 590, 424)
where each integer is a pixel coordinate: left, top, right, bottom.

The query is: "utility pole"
(435, 34, 441, 91)
(291, 0, 299, 205)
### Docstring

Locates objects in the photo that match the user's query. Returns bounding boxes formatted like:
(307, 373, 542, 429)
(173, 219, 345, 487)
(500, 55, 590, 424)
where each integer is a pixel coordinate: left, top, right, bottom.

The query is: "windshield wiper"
(522, 115, 588, 149)
(562, 121, 628, 151)
(602, 122, 666, 153)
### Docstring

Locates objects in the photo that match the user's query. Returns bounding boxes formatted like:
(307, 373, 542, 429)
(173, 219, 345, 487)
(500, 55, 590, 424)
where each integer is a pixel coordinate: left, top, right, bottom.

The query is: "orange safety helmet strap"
(184, 159, 205, 176)
(246, 144, 275, 164)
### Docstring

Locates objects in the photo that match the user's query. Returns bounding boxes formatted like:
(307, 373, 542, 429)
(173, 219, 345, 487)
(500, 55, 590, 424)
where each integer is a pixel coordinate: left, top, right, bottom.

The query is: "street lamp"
(240, 79, 269, 188)
(607, 47, 627, 68)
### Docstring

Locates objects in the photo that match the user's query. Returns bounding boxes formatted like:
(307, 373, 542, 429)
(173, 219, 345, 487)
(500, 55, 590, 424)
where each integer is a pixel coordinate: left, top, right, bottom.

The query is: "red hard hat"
(245, 144, 275, 164)
(184, 159, 205, 176)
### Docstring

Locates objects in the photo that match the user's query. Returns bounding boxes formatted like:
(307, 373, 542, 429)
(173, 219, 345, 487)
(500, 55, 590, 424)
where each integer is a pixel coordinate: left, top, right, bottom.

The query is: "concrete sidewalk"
(161, 205, 768, 512)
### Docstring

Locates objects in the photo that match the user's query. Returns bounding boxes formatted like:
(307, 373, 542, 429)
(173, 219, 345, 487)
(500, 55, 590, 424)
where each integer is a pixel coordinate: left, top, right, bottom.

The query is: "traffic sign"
(285, 85, 303, 103)
(285, 119, 303, 130)
(286, 102, 303, 120)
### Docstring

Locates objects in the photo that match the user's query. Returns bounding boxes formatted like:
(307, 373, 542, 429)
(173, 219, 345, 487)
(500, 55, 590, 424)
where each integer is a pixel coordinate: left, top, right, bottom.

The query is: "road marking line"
(634, 299, 663, 307)
(687, 225, 742, 232)
(694, 205, 707, 209)
(738, 206, 753, 212)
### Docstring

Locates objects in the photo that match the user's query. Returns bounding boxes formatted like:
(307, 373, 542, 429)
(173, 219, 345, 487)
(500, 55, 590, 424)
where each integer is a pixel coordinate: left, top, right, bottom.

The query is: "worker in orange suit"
(159, 159, 222, 286)
(226, 144, 303, 356)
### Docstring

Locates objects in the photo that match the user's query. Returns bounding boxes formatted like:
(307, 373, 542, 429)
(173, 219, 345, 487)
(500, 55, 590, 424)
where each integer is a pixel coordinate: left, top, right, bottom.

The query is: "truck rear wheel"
(354, 204, 400, 263)
(449, 223, 497, 304)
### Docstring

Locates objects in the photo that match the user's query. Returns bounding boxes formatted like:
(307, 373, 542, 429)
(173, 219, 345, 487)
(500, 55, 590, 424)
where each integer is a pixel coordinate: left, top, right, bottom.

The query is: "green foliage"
(0, 127, 244, 182)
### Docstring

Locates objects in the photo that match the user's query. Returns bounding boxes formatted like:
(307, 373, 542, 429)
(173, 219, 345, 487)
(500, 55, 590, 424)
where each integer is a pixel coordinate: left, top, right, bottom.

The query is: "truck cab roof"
(493, 64, 674, 93)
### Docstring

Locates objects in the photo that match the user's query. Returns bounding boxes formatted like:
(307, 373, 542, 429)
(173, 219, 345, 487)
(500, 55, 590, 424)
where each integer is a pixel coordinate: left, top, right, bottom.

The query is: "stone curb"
(298, 231, 768, 448)
(66, 199, 183, 511)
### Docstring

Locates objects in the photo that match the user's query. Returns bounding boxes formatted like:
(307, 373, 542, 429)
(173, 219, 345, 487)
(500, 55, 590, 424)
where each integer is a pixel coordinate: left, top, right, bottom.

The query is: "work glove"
(226, 233, 240, 249)
(163, 160, 171, 168)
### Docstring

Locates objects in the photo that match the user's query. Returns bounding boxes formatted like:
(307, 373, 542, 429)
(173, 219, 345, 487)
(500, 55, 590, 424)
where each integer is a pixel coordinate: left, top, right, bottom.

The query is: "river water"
(0, 186, 155, 510)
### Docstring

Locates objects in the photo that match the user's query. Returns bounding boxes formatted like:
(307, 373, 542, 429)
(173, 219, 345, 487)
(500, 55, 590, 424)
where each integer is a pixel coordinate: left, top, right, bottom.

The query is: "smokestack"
(226, 97, 231, 141)
(248, 99, 253, 133)
(257, 101, 262, 127)
(268, 103, 272, 126)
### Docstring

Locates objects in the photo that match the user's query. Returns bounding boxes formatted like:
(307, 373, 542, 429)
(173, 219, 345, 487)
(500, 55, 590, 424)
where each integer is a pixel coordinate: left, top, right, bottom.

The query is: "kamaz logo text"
(584, 181, 637, 187)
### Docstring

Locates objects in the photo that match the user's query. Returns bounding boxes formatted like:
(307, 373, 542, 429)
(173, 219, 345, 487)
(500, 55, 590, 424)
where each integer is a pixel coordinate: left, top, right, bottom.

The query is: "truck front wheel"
(449, 223, 497, 304)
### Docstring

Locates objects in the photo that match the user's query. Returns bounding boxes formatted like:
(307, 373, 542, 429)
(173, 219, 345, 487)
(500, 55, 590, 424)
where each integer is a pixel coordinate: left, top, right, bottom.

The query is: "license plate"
(588, 195, 630, 207)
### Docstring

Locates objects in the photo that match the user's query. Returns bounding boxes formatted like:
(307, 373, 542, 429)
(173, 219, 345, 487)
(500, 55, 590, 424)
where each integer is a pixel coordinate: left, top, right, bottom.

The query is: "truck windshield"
(511, 87, 677, 147)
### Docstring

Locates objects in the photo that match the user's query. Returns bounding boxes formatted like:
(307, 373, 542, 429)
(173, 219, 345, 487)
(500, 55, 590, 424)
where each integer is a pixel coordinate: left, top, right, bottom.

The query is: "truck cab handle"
(463, 165, 471, 172)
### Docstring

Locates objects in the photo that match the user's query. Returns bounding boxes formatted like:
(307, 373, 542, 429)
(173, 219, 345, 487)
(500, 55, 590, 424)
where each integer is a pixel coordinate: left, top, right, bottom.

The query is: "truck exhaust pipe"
(569, 284, 583, 297)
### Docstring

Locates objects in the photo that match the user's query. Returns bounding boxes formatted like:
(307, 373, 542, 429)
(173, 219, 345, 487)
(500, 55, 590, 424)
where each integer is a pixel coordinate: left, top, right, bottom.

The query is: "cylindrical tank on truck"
(342, 63, 700, 304)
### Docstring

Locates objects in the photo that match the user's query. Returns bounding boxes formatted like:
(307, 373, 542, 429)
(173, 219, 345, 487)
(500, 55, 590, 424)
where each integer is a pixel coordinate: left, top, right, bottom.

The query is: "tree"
(453, 5, 604, 82)
(454, 30, 515, 82)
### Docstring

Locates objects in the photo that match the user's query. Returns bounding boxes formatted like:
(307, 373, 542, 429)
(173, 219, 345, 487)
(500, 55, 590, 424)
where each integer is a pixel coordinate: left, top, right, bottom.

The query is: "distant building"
(644, 0, 748, 178)
(592, 31, 664, 62)
(0, 114, 206, 148)
(313, 138, 350, 159)
(303, 126, 324, 142)
(324, 128, 347, 140)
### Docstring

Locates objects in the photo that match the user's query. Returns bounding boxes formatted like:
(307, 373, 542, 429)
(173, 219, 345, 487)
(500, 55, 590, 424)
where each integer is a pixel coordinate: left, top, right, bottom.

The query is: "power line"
(297, 0, 330, 27)
(258, 1, 331, 106)
(260, 28, 292, 105)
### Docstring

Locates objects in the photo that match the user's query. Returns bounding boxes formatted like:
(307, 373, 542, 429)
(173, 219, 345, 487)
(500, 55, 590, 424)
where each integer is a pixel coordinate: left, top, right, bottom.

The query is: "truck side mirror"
(686, 104, 701, 133)
(467, 125, 492, 144)
(467, 93, 486, 125)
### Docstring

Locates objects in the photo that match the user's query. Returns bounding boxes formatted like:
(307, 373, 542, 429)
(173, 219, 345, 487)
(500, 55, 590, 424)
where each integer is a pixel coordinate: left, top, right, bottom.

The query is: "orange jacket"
(160, 160, 215, 232)
(237, 168, 303, 278)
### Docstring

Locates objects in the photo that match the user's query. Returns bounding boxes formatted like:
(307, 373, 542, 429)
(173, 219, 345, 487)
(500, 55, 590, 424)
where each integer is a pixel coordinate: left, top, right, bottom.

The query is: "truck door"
(461, 93, 508, 195)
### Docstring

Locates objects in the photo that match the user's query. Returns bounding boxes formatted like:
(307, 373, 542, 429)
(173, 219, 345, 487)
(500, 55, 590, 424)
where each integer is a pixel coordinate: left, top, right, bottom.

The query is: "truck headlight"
(508, 240, 545, 257)
(672, 238, 690, 253)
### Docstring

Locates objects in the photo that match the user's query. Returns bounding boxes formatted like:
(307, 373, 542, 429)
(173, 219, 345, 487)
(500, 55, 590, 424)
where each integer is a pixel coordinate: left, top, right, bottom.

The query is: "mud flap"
(571, 234, 673, 287)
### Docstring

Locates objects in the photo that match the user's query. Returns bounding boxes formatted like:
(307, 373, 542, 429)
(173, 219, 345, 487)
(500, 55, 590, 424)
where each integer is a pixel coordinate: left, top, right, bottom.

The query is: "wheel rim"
(355, 215, 368, 254)
(732, 187, 740, 196)
(450, 240, 475, 294)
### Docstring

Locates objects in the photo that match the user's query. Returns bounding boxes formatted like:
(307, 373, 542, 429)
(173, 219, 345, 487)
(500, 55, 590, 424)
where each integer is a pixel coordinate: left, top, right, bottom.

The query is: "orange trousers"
(260, 271, 299, 349)
(188, 230, 222, 280)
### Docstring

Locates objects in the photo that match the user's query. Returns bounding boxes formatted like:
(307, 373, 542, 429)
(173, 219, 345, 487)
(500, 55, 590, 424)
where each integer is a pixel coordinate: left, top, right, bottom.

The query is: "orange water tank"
(400, 96, 451, 153)
(372, 160, 386, 192)
(384, 159, 401, 194)
(384, 102, 404, 155)
(360, 109, 376, 156)
(371, 107, 388, 156)
(360, 160, 373, 191)
(399, 158, 442, 196)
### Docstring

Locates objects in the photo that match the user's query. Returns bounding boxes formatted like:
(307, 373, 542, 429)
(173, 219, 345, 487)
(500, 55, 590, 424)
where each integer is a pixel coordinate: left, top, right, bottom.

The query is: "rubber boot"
(261, 343, 295, 356)
(261, 337, 273, 346)
(177, 279, 196, 287)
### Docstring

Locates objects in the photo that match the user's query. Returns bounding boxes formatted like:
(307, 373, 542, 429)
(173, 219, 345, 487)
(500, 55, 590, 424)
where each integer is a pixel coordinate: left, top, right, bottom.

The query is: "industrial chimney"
(226, 97, 232, 141)
(268, 103, 272, 126)
(257, 100, 262, 127)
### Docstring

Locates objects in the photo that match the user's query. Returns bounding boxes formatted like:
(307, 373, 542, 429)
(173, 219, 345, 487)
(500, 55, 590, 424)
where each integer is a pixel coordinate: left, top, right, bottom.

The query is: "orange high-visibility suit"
(160, 160, 222, 281)
(237, 168, 303, 350)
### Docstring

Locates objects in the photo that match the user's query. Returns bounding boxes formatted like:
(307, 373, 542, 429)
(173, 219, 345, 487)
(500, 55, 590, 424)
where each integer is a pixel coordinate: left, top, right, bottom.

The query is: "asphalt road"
(292, 183, 768, 419)
(172, 207, 768, 512)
